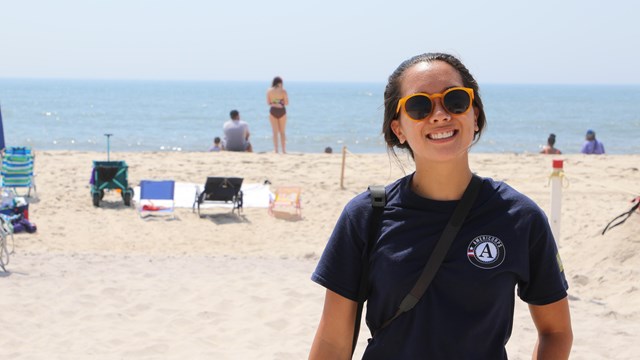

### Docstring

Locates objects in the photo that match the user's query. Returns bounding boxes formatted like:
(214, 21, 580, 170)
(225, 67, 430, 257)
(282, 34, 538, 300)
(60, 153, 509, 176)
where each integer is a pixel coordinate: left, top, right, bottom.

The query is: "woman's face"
(390, 61, 479, 164)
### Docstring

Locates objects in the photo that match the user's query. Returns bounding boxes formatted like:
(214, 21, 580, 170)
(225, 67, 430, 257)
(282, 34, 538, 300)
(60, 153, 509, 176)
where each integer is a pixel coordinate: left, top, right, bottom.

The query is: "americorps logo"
(467, 235, 506, 269)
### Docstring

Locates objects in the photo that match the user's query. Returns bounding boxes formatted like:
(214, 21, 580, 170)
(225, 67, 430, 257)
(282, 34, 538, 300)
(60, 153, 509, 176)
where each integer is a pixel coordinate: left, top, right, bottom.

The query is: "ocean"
(1, 79, 639, 154)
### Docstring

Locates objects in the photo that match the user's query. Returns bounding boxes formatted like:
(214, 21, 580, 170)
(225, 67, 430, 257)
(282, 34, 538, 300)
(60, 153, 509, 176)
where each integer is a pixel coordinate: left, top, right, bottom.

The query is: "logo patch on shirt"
(467, 235, 506, 269)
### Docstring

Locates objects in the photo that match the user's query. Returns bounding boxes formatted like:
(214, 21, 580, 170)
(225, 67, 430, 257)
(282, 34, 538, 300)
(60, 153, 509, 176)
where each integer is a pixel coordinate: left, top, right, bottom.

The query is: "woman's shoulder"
(540, 146, 561, 154)
(480, 177, 543, 213)
(343, 176, 406, 213)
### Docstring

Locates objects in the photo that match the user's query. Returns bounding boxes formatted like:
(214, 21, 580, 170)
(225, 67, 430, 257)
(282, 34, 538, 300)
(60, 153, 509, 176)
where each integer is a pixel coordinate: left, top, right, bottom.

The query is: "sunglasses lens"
(444, 89, 471, 114)
(404, 95, 432, 120)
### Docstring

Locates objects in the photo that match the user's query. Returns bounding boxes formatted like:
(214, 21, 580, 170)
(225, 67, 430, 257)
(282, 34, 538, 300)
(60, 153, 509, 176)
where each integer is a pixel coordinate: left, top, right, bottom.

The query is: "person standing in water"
(267, 76, 289, 153)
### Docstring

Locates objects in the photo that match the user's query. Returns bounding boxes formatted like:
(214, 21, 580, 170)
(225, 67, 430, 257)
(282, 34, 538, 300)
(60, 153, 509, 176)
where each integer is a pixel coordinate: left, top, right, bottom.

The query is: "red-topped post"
(550, 159, 564, 244)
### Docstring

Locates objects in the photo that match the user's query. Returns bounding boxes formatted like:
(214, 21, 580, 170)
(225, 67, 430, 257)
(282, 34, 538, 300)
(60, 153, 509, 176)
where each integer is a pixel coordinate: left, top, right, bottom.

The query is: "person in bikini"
(540, 133, 562, 154)
(266, 76, 289, 153)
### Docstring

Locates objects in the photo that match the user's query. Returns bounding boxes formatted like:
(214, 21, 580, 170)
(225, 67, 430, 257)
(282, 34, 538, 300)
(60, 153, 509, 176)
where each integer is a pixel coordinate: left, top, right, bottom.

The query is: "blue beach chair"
(137, 180, 176, 219)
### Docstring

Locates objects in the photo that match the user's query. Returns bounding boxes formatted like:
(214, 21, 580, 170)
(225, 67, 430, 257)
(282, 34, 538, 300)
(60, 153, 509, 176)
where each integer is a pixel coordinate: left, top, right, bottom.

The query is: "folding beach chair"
(1, 150, 36, 198)
(193, 177, 243, 216)
(137, 180, 176, 219)
(269, 186, 302, 218)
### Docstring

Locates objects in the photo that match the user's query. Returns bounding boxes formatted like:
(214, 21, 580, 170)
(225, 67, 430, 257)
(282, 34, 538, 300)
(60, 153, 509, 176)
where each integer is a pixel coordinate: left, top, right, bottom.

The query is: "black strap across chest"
(352, 175, 482, 355)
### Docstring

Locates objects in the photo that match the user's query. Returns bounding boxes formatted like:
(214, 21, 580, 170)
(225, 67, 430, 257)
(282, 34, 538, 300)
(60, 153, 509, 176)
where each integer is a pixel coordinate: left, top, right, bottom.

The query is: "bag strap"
(601, 196, 640, 235)
(352, 185, 386, 355)
(374, 174, 482, 335)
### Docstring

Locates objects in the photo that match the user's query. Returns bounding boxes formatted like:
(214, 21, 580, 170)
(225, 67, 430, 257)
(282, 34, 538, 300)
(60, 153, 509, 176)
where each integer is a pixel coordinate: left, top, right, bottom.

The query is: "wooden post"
(340, 146, 347, 189)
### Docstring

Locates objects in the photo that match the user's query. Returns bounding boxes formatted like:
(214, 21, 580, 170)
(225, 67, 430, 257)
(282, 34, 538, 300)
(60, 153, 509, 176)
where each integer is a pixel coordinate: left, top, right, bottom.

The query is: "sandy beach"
(1, 150, 638, 359)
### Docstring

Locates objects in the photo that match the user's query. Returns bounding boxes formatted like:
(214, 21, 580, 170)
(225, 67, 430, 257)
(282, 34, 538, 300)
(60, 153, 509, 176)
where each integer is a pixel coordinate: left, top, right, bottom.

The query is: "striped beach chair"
(5, 146, 33, 156)
(1, 150, 36, 198)
(268, 186, 302, 218)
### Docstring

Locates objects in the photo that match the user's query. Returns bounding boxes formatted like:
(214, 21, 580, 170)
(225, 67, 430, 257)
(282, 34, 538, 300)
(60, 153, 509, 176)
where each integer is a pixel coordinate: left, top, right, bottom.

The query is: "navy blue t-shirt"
(312, 174, 568, 359)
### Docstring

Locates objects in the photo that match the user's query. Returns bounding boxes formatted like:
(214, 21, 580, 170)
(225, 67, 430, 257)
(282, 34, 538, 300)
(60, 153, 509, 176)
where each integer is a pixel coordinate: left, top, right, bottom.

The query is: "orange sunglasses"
(395, 87, 474, 121)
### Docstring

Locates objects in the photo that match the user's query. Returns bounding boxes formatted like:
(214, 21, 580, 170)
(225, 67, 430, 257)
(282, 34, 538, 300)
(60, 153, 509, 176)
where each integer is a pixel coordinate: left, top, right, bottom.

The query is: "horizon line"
(1, 76, 639, 87)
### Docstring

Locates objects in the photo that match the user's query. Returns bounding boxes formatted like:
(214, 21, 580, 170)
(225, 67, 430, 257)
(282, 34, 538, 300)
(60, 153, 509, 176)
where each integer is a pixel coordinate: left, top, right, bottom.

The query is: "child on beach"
(209, 137, 222, 152)
(309, 53, 573, 359)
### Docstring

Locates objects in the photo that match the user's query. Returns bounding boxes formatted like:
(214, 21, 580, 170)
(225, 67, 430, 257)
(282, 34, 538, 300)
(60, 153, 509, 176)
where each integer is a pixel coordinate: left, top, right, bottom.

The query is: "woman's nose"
(428, 98, 451, 123)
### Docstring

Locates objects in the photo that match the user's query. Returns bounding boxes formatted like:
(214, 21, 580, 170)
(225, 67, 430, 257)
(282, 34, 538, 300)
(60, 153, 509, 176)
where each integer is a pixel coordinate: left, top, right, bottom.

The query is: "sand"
(1, 150, 638, 359)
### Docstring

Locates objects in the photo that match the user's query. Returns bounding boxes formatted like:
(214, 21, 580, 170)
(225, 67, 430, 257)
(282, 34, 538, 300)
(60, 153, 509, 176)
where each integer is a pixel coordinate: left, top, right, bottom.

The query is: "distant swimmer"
(267, 76, 289, 153)
(540, 133, 562, 154)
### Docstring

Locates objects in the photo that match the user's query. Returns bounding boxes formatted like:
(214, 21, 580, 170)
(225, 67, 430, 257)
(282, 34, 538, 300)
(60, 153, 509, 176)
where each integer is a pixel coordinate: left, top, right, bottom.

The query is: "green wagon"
(90, 160, 134, 207)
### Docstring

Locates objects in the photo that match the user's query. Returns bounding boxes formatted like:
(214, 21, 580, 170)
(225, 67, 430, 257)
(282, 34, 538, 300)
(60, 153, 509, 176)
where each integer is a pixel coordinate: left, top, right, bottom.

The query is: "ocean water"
(0, 79, 638, 154)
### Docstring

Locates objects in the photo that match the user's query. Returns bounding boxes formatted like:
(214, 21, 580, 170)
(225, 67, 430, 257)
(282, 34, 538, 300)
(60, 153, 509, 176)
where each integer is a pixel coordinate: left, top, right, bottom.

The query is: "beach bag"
(11, 218, 37, 234)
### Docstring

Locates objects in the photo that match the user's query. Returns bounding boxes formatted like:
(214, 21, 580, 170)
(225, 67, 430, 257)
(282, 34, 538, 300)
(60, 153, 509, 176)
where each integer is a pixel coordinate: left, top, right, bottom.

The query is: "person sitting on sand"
(222, 110, 253, 152)
(581, 129, 605, 154)
(540, 133, 562, 154)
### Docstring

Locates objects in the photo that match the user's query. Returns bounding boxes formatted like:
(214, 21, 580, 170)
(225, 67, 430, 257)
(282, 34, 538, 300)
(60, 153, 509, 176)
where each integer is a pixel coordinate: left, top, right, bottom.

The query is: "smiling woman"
(381, 57, 485, 175)
(309, 52, 573, 359)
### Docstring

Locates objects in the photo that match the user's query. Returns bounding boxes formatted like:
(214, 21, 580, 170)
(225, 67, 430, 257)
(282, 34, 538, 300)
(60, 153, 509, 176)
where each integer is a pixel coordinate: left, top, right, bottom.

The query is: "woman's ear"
(390, 119, 405, 144)
(473, 106, 480, 132)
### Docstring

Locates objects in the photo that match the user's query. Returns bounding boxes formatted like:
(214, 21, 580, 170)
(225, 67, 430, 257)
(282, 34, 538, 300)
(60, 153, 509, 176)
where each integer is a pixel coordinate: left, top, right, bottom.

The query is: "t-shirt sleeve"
(517, 209, 569, 305)
(311, 196, 369, 302)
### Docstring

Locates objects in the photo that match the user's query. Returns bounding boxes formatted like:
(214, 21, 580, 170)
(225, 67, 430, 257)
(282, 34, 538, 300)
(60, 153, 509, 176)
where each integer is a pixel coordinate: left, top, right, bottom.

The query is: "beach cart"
(90, 160, 134, 207)
(90, 134, 134, 207)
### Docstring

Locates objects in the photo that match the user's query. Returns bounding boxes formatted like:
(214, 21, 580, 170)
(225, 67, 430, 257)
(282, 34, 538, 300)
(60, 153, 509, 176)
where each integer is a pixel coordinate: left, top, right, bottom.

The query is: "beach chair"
(137, 180, 176, 219)
(4, 146, 33, 156)
(1, 152, 36, 198)
(193, 177, 243, 216)
(90, 160, 134, 207)
(269, 186, 302, 218)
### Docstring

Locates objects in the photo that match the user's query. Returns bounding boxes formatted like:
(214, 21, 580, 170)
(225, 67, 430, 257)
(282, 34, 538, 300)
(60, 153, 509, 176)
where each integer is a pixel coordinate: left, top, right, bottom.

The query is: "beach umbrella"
(0, 103, 5, 150)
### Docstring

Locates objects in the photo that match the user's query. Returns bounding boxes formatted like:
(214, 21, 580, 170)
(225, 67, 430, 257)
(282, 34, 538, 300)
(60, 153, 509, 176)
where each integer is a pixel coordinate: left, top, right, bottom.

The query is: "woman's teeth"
(428, 130, 454, 140)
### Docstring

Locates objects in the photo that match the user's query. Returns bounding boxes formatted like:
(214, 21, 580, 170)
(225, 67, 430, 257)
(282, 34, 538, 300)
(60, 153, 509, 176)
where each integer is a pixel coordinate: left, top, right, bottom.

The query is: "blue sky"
(1, 0, 638, 84)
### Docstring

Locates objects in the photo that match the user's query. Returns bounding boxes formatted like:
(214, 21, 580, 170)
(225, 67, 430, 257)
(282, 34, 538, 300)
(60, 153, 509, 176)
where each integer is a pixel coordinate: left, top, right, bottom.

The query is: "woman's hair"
(382, 52, 486, 159)
(272, 76, 283, 87)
